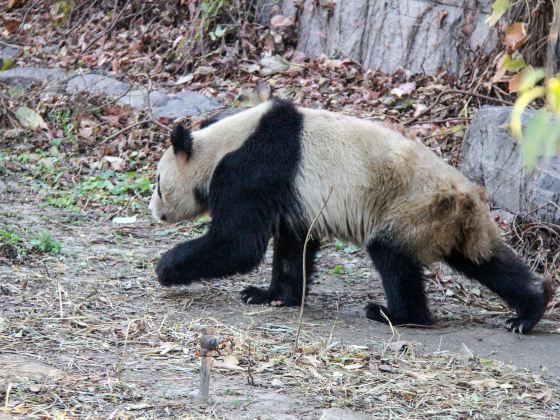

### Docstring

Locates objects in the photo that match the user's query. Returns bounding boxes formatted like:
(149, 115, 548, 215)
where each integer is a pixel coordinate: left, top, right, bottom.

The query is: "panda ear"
(171, 124, 193, 157)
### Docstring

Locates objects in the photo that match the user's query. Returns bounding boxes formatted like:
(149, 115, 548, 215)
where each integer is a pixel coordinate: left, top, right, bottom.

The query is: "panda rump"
(149, 99, 551, 334)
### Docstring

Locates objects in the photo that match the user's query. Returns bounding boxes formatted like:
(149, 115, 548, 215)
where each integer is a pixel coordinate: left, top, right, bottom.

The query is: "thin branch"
(405, 89, 514, 126)
(294, 187, 334, 352)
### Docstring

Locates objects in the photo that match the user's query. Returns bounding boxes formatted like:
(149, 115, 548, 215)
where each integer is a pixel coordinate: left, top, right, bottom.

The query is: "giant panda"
(149, 99, 552, 334)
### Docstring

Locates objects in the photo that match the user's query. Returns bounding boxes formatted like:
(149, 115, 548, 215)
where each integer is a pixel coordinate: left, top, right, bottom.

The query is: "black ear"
(171, 124, 193, 157)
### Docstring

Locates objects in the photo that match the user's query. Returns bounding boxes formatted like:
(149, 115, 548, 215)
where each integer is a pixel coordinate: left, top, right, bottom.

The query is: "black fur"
(171, 125, 193, 156)
(241, 219, 320, 306)
(365, 239, 432, 326)
(444, 244, 551, 333)
(156, 100, 306, 288)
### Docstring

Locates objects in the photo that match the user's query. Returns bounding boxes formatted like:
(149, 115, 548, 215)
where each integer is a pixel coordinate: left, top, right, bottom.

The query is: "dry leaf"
(7, 0, 25, 11)
(508, 71, 524, 93)
(468, 378, 498, 391)
(15, 106, 48, 130)
(403, 369, 429, 381)
(534, 389, 552, 403)
(503, 23, 527, 54)
(388, 340, 409, 352)
(437, 9, 448, 28)
(158, 342, 180, 355)
(270, 14, 292, 28)
(4, 19, 21, 34)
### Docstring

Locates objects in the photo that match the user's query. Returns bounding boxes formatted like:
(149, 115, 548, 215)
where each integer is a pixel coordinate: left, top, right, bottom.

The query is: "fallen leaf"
(0, 57, 13, 71)
(112, 215, 137, 224)
(4, 19, 21, 33)
(503, 22, 527, 54)
(534, 389, 552, 402)
(403, 369, 430, 381)
(388, 340, 409, 352)
(15, 106, 48, 130)
(437, 9, 448, 28)
(508, 71, 523, 93)
(343, 363, 364, 370)
(271, 14, 292, 27)
(486, 0, 509, 27)
(104, 156, 125, 171)
(158, 342, 181, 354)
(7, 0, 25, 11)
(468, 378, 498, 391)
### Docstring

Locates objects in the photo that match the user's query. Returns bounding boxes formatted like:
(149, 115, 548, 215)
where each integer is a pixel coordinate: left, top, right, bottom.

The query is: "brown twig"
(405, 89, 514, 126)
(294, 187, 334, 353)
(99, 118, 152, 144)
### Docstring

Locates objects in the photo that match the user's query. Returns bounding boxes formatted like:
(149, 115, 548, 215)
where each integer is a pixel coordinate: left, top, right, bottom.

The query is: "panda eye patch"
(157, 175, 162, 199)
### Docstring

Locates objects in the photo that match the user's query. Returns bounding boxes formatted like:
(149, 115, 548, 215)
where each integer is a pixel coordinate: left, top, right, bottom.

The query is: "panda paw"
(366, 303, 397, 324)
(506, 317, 536, 334)
(241, 286, 300, 306)
(241, 286, 274, 305)
(365, 303, 432, 327)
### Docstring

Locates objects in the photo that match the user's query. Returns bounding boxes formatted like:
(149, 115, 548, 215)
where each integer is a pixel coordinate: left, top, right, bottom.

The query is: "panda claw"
(505, 317, 535, 334)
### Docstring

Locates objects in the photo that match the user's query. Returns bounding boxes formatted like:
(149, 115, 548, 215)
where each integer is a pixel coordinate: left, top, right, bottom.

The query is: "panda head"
(148, 125, 208, 223)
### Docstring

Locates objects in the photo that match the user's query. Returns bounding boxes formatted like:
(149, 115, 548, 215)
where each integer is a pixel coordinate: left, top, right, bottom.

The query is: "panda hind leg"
(366, 239, 432, 326)
(241, 221, 320, 306)
(444, 243, 552, 334)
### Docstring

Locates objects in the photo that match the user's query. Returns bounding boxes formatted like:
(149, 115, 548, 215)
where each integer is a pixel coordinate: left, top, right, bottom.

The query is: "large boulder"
(0, 67, 66, 86)
(278, 0, 495, 75)
(461, 106, 560, 224)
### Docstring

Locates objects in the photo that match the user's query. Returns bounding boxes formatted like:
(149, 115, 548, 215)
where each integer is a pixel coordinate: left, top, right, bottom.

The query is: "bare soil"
(1, 177, 559, 419)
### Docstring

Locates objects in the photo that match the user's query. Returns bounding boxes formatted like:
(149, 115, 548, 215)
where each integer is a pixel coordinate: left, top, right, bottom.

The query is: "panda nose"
(160, 214, 167, 222)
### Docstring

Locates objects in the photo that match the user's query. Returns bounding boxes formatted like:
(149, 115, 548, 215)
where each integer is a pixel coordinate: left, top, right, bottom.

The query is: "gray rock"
(116, 90, 171, 110)
(66, 73, 130, 97)
(149, 91, 170, 107)
(0, 45, 20, 59)
(117, 89, 147, 109)
(0, 67, 66, 86)
(152, 91, 222, 120)
(462, 106, 560, 224)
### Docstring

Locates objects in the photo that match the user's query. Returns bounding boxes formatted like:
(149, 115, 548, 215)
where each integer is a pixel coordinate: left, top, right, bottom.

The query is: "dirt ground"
(1, 177, 560, 419)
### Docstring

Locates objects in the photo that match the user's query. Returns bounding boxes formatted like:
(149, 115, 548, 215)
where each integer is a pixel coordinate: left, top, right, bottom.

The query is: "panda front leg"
(365, 239, 432, 326)
(241, 221, 320, 306)
(156, 230, 270, 286)
(444, 243, 552, 334)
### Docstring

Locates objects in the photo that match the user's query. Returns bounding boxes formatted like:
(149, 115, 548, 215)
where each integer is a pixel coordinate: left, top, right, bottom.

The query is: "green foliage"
(30, 230, 61, 254)
(0, 225, 26, 256)
(486, 0, 509, 26)
(488, 1, 560, 167)
(0, 152, 5, 175)
(334, 239, 360, 254)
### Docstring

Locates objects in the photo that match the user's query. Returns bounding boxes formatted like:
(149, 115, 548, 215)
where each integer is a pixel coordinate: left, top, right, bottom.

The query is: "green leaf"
(486, 0, 509, 26)
(544, 120, 560, 158)
(214, 24, 226, 38)
(521, 110, 550, 168)
(504, 57, 526, 72)
(0, 57, 14, 71)
(343, 244, 360, 254)
(15, 106, 48, 130)
(519, 67, 545, 92)
(333, 265, 342, 275)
